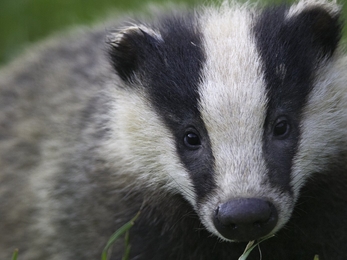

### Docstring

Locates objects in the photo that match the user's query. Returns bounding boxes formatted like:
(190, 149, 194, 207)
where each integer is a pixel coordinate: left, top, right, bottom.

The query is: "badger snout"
(213, 198, 278, 242)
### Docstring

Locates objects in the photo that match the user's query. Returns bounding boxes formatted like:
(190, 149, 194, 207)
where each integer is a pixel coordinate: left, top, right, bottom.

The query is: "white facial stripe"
(199, 5, 268, 200)
(197, 5, 294, 238)
(102, 84, 196, 206)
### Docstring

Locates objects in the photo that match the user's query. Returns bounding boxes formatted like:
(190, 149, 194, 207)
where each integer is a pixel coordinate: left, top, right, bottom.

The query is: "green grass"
(1, 0, 346, 66)
(238, 235, 275, 260)
(101, 211, 140, 260)
(0, 0, 199, 65)
(11, 249, 18, 260)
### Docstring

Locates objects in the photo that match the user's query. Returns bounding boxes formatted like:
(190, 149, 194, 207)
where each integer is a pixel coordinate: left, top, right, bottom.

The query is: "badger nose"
(213, 198, 278, 242)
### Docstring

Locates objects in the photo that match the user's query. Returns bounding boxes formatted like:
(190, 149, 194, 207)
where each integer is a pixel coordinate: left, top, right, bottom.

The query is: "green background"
(0, 0, 346, 65)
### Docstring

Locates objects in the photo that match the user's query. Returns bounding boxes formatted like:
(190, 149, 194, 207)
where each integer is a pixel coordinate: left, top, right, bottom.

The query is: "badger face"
(106, 0, 342, 243)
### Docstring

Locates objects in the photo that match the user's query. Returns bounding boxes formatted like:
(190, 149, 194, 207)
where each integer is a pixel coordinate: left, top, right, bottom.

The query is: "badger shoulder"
(0, 22, 118, 258)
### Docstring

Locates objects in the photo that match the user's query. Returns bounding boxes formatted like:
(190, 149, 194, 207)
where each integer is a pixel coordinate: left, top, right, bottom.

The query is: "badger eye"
(184, 132, 201, 149)
(273, 118, 290, 137)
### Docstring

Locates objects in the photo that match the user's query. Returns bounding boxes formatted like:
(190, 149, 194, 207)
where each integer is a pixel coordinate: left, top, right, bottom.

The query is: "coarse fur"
(1, 0, 347, 259)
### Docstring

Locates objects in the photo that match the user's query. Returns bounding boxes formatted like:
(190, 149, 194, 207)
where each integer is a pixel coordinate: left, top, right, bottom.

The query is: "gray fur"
(0, 26, 123, 258)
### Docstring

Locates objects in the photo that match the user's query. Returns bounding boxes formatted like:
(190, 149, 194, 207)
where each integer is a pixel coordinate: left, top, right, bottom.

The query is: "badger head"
(105, 0, 344, 243)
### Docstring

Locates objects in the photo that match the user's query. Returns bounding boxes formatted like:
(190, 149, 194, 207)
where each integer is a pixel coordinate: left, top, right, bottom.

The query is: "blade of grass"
(121, 230, 131, 260)
(238, 234, 274, 260)
(101, 211, 140, 260)
(11, 249, 18, 260)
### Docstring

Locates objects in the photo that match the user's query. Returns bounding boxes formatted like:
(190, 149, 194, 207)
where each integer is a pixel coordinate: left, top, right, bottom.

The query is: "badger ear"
(287, 2, 342, 60)
(107, 25, 163, 82)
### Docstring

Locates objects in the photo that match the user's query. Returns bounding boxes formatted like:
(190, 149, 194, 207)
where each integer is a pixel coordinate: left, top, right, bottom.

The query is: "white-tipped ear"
(107, 25, 163, 47)
(287, 0, 341, 19)
(283, 0, 342, 60)
(107, 24, 163, 82)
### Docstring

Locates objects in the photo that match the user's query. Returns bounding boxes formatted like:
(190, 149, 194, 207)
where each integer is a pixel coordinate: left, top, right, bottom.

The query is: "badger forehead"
(198, 5, 269, 197)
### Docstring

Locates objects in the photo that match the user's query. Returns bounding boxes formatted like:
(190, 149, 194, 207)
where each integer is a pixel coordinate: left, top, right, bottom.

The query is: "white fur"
(292, 55, 347, 198)
(108, 25, 163, 47)
(197, 3, 293, 241)
(102, 81, 196, 206)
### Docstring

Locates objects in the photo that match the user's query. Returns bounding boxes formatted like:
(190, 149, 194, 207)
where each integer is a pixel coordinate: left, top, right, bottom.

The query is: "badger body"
(1, 0, 347, 259)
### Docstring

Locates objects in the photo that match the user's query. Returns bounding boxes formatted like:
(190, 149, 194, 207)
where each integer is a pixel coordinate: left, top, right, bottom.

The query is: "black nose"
(213, 198, 278, 242)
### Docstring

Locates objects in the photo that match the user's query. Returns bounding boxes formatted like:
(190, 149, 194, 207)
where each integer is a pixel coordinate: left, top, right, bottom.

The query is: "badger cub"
(1, 0, 347, 259)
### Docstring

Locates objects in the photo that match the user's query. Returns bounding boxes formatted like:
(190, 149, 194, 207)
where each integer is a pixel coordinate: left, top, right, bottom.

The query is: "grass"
(101, 211, 141, 260)
(0, 0, 199, 65)
(238, 235, 275, 260)
(1, 0, 346, 66)
(11, 249, 18, 260)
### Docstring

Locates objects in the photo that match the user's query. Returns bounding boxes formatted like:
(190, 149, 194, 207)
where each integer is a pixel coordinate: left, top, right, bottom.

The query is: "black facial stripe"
(253, 6, 298, 194)
(141, 14, 216, 201)
(253, 4, 341, 193)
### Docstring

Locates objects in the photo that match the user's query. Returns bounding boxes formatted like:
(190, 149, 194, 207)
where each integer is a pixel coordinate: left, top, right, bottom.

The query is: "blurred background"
(0, 0, 346, 66)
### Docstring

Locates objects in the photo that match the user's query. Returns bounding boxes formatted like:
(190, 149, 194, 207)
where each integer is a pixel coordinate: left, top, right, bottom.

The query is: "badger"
(1, 0, 347, 259)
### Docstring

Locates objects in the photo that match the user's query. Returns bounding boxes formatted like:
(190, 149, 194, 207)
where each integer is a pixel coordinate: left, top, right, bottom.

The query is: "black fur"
(112, 164, 347, 260)
(253, 4, 342, 193)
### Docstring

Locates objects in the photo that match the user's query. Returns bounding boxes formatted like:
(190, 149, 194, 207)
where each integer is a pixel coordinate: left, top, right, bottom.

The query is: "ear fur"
(286, 0, 342, 60)
(108, 25, 163, 82)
